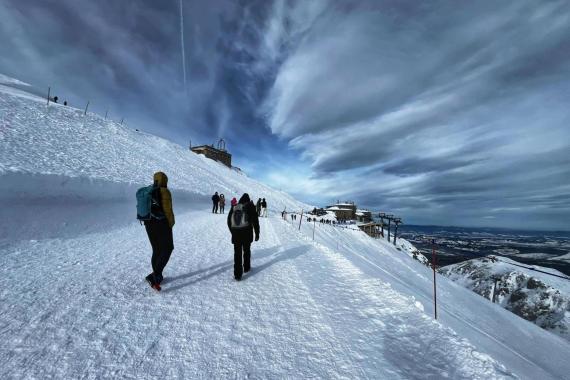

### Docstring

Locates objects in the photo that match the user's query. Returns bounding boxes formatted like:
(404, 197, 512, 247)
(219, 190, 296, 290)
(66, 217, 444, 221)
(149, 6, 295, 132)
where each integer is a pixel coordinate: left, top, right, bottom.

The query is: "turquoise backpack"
(136, 185, 159, 221)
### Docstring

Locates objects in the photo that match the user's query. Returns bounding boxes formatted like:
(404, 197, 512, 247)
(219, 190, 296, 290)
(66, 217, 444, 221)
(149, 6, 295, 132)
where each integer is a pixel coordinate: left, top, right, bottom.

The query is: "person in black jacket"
(212, 192, 220, 213)
(227, 193, 260, 281)
(256, 198, 262, 216)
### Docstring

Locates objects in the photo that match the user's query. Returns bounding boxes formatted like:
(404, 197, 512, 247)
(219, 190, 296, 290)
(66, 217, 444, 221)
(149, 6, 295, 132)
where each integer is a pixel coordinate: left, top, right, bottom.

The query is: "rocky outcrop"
(440, 256, 570, 342)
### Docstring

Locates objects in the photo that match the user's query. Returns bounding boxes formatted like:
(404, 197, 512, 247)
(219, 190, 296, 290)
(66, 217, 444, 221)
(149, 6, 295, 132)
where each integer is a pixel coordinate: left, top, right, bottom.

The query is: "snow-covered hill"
(0, 81, 306, 243)
(1, 76, 570, 379)
(440, 256, 570, 342)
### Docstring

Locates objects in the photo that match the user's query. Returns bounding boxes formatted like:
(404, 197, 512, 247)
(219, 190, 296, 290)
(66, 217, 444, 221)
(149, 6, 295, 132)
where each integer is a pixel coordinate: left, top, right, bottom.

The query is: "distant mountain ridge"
(440, 256, 570, 342)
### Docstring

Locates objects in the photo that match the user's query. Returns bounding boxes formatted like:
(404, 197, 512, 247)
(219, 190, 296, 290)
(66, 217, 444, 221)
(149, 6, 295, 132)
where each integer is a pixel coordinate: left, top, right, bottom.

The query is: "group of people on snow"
(138, 172, 266, 291)
(256, 198, 268, 217)
(49, 95, 68, 106)
(211, 192, 227, 214)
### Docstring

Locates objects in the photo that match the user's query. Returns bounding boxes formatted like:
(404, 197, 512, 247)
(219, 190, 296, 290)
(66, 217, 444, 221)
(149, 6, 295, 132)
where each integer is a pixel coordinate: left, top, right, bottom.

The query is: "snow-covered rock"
(440, 255, 570, 342)
(395, 237, 430, 266)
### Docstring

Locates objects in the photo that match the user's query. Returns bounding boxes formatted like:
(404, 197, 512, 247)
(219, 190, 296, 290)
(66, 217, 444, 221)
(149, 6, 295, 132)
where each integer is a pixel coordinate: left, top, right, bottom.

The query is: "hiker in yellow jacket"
(144, 171, 175, 291)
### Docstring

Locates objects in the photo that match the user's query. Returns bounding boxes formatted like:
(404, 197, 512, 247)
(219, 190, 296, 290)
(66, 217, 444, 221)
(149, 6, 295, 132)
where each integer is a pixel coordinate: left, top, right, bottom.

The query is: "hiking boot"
(146, 275, 161, 291)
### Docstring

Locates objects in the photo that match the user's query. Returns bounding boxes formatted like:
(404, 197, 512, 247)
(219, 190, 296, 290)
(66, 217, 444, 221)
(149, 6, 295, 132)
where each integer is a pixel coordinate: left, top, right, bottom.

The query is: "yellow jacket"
(153, 172, 175, 228)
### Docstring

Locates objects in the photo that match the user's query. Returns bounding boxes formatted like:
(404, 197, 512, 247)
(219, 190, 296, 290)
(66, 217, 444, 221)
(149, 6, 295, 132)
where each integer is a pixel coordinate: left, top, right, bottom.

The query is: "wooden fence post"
(47, 87, 51, 106)
(84, 101, 90, 115)
(298, 209, 303, 230)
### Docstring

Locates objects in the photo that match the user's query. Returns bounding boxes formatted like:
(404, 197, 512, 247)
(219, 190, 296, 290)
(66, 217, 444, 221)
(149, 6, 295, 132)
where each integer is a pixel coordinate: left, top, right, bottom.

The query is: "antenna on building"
(217, 138, 226, 151)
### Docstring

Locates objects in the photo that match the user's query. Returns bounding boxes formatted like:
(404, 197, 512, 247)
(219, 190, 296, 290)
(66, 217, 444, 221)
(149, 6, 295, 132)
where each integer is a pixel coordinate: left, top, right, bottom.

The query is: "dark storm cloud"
(1, 0, 569, 229)
(261, 0, 570, 229)
(0, 0, 239, 143)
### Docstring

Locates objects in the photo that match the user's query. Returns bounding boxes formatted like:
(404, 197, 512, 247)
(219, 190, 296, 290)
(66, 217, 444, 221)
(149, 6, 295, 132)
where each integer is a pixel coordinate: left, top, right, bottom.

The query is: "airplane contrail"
(179, 0, 187, 90)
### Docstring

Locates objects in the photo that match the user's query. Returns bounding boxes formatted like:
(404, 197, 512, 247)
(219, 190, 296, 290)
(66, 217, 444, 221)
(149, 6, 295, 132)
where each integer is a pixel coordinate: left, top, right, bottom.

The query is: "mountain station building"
(190, 139, 232, 168)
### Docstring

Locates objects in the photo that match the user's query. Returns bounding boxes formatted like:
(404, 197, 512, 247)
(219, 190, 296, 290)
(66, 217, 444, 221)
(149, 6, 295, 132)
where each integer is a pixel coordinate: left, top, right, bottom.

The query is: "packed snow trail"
(1, 208, 513, 379)
(293, 217, 570, 380)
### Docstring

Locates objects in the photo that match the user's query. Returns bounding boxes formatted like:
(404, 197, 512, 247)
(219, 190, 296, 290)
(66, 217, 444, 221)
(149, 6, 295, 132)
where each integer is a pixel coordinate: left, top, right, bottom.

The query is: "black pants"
(233, 242, 251, 279)
(213, 202, 218, 213)
(145, 219, 174, 284)
(220, 204, 225, 214)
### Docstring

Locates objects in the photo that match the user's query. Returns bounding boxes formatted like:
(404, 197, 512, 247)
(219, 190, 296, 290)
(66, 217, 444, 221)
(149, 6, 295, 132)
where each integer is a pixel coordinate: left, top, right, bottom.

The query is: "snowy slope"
(1, 77, 570, 379)
(0, 81, 307, 242)
(440, 256, 570, 342)
(0, 73, 30, 87)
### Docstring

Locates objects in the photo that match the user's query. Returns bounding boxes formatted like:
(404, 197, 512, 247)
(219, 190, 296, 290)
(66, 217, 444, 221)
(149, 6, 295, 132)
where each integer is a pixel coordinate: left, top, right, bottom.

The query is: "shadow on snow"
(161, 245, 312, 293)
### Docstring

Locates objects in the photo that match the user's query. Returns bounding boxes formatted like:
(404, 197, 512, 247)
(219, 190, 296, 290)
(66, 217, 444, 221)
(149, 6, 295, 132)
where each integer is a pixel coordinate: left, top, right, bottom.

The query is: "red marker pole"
(432, 239, 438, 320)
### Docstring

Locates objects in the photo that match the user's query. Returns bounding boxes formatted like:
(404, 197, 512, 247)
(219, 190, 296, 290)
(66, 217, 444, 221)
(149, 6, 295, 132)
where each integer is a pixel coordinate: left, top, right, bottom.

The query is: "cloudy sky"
(1, 0, 569, 230)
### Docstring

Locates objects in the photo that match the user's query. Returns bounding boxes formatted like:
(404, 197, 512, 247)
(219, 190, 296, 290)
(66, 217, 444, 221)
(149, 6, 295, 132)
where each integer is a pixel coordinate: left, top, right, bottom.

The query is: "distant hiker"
(228, 193, 260, 281)
(256, 198, 262, 216)
(261, 198, 267, 217)
(231, 197, 237, 207)
(137, 171, 175, 291)
(53, 96, 58, 103)
(212, 192, 220, 213)
(219, 194, 226, 214)
(63, 101, 68, 106)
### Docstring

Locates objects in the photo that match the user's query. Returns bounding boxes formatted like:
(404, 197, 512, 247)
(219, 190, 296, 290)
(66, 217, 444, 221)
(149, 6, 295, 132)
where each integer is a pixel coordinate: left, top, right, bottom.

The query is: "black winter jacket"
(227, 201, 260, 244)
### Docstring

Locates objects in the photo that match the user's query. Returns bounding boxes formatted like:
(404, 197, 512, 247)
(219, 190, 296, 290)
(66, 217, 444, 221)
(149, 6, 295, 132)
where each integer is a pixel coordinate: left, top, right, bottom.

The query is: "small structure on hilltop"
(355, 209, 372, 223)
(190, 138, 232, 168)
(310, 208, 328, 216)
(358, 222, 383, 238)
(326, 201, 357, 220)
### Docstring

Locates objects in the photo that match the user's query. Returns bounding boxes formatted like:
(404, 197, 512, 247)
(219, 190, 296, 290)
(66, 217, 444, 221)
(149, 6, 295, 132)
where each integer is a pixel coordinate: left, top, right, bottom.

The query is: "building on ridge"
(190, 138, 232, 168)
(355, 209, 372, 223)
(326, 201, 357, 220)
